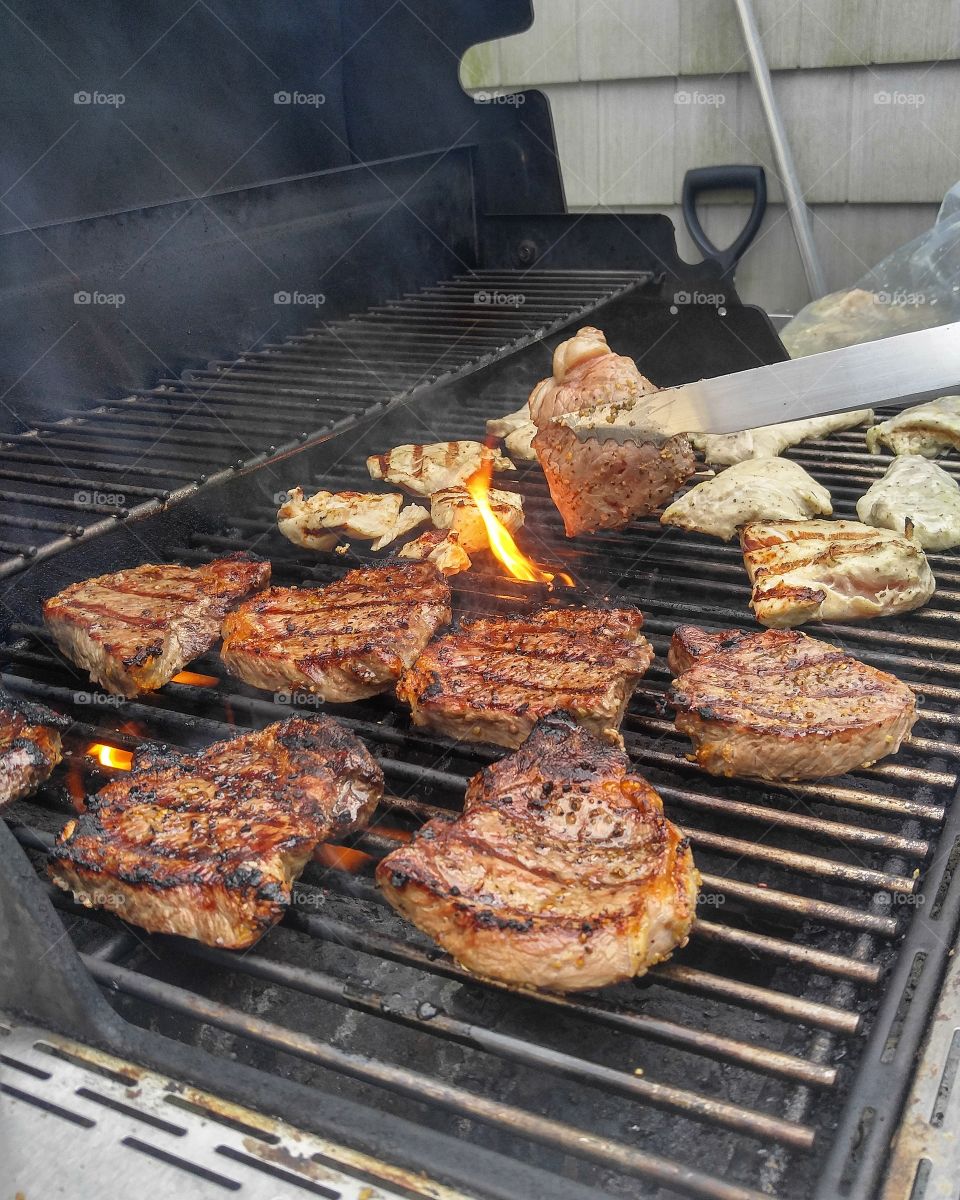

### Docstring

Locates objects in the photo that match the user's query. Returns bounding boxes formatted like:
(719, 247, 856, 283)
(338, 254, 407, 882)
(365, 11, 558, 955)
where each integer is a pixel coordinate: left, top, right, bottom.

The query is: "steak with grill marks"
(221, 561, 451, 701)
(377, 712, 698, 992)
(48, 716, 383, 948)
(0, 693, 69, 810)
(396, 604, 653, 749)
(43, 554, 270, 698)
(667, 625, 917, 781)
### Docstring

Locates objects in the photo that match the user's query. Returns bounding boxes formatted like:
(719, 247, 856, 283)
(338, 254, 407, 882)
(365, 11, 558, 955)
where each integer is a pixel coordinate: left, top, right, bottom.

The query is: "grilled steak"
(740, 519, 936, 626)
(377, 712, 698, 992)
(527, 326, 657, 427)
(667, 625, 917, 781)
(43, 555, 270, 698)
(0, 693, 68, 810)
(397, 604, 653, 749)
(221, 561, 451, 701)
(49, 716, 383, 948)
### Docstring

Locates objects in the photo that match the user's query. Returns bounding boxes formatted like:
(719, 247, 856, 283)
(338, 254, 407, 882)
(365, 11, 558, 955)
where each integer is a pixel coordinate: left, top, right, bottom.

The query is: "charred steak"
(667, 625, 917, 781)
(220, 561, 451, 701)
(0, 693, 68, 810)
(43, 554, 270, 698)
(377, 712, 698, 992)
(49, 716, 383, 948)
(397, 604, 653, 749)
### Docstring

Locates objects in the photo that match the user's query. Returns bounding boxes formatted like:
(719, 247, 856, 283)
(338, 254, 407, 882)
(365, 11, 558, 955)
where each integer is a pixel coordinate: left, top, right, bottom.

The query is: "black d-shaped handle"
(681, 164, 767, 281)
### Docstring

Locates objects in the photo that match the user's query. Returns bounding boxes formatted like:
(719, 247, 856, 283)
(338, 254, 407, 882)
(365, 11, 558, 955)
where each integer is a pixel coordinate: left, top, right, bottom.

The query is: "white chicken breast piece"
(740, 519, 936, 627)
(661, 459, 832, 541)
(430, 486, 524, 554)
(367, 442, 514, 496)
(690, 409, 875, 466)
(504, 420, 537, 461)
(398, 529, 472, 575)
(856, 455, 960, 550)
(487, 403, 530, 438)
(866, 396, 960, 458)
(278, 488, 428, 552)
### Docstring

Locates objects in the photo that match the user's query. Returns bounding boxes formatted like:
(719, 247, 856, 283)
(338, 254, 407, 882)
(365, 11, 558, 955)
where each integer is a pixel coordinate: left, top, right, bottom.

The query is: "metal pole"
(732, 0, 827, 299)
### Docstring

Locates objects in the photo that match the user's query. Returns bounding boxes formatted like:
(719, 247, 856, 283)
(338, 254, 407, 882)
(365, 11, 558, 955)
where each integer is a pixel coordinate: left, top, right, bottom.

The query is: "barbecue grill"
(3, 4, 959, 1199)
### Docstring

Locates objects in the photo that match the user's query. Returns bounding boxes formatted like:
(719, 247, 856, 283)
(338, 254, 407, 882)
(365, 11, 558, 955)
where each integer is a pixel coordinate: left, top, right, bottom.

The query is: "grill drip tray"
(0, 1013, 460, 1200)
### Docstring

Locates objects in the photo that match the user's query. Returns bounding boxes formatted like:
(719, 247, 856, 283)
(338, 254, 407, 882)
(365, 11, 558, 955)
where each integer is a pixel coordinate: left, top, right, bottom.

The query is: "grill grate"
(0, 269, 646, 579)
(4, 392, 960, 1198)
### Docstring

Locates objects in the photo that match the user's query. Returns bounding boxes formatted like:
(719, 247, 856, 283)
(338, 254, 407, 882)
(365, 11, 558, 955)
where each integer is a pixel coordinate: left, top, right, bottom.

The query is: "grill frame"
(2, 288, 957, 1200)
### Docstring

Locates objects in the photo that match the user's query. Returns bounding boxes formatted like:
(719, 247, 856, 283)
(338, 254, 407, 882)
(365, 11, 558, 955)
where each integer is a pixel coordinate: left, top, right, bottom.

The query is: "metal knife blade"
(563, 320, 960, 443)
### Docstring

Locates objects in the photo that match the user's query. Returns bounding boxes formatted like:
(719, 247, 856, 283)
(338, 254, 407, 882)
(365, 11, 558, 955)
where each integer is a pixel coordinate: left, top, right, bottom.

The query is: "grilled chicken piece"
(667, 626, 916, 780)
(43, 555, 270, 699)
(377, 712, 698, 992)
(535, 419, 697, 536)
(278, 487, 428, 552)
(0, 693, 68, 811)
(221, 561, 451, 701)
(397, 605, 653, 749)
(487, 403, 530, 438)
(49, 716, 383, 948)
(857, 455, 960, 550)
(741, 519, 936, 627)
(689, 409, 874, 466)
(528, 327, 657, 427)
(866, 396, 960, 458)
(487, 404, 538, 461)
(661, 458, 832, 541)
(367, 442, 514, 497)
(430, 485, 524, 554)
(397, 529, 472, 575)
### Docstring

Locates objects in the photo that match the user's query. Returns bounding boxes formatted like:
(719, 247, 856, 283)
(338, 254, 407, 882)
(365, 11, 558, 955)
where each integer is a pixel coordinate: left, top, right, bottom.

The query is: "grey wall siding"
(463, 1, 959, 313)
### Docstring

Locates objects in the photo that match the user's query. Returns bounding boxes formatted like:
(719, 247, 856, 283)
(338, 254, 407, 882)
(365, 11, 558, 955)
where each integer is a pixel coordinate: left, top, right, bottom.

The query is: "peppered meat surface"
(397, 604, 653, 749)
(48, 716, 383, 948)
(667, 625, 917, 781)
(220, 561, 451, 701)
(377, 712, 698, 992)
(0, 692, 68, 810)
(43, 554, 270, 698)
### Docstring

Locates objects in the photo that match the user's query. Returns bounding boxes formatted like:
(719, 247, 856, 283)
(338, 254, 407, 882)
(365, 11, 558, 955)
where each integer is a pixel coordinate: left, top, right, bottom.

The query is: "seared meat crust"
(667, 625, 917, 780)
(0, 693, 68, 810)
(377, 712, 698, 992)
(397, 605, 653, 749)
(49, 716, 383, 948)
(43, 554, 270, 697)
(221, 561, 451, 701)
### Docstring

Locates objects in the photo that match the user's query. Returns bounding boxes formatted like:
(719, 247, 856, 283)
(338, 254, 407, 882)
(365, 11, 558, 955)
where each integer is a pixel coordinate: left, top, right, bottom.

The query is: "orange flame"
(466, 465, 572, 586)
(172, 671, 219, 687)
(314, 844, 372, 872)
(87, 743, 133, 771)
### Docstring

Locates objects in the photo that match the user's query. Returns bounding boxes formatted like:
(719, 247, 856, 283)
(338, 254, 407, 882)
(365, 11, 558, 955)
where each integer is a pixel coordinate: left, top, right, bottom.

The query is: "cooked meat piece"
(504, 421, 537, 461)
(528, 326, 657, 427)
(397, 529, 472, 575)
(689, 409, 874, 466)
(377, 712, 698, 992)
(661, 458, 832, 541)
(221, 561, 451, 701)
(0, 693, 68, 810)
(866, 396, 960, 458)
(430, 485, 524, 553)
(367, 442, 514, 496)
(49, 716, 383, 948)
(397, 605, 653, 749)
(43, 555, 270, 699)
(741, 519, 936, 627)
(857, 455, 960, 550)
(534, 418, 697, 536)
(667, 625, 916, 780)
(277, 487, 428, 552)
(487, 403, 530, 438)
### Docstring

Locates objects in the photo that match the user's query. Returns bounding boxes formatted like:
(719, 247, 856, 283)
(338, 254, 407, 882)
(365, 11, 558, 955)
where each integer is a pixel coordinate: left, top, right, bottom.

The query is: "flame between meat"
(171, 671, 219, 687)
(466, 465, 572, 585)
(87, 743, 133, 771)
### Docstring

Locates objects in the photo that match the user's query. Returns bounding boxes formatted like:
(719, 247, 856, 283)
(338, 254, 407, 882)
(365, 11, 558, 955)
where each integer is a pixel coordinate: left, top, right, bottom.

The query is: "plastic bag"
(780, 181, 960, 357)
